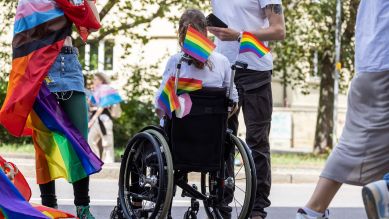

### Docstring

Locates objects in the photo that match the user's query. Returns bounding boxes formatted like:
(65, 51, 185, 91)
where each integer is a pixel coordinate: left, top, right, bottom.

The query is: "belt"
(235, 69, 272, 91)
(60, 46, 77, 54)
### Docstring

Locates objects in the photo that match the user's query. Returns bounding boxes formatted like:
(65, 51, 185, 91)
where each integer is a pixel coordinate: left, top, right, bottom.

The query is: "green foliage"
(112, 56, 162, 148)
(0, 0, 205, 147)
(273, 0, 358, 93)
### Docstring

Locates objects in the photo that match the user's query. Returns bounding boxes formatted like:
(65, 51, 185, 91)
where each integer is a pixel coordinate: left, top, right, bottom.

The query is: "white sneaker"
(362, 180, 389, 219)
(295, 208, 329, 219)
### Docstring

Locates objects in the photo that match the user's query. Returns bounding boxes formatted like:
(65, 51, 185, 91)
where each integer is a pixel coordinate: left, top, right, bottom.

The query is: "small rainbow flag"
(175, 77, 203, 94)
(183, 26, 216, 63)
(239, 32, 270, 59)
(158, 77, 202, 117)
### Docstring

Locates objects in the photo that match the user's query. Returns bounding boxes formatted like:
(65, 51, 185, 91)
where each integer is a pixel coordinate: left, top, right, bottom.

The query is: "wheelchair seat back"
(166, 87, 228, 172)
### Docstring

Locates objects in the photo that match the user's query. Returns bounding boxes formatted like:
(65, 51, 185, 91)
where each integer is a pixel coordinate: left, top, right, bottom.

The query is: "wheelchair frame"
(111, 56, 256, 219)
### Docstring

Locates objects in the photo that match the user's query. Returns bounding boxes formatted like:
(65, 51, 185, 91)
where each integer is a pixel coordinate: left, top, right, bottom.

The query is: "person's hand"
(208, 27, 240, 41)
(228, 103, 239, 118)
(156, 109, 165, 119)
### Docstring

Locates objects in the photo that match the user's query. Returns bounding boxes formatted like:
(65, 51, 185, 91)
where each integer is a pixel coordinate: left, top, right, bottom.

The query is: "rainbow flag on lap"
(239, 32, 270, 59)
(183, 26, 216, 63)
(157, 77, 202, 118)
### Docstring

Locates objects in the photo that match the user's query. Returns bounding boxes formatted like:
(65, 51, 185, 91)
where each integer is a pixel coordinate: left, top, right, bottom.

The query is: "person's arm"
(208, 3, 285, 42)
(88, 107, 104, 128)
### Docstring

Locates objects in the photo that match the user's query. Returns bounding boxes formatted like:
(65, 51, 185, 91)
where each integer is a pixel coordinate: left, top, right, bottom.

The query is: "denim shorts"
(45, 51, 85, 93)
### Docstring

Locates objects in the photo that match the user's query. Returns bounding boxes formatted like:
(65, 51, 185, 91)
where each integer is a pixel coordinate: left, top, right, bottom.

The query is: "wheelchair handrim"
(201, 134, 254, 219)
(118, 132, 166, 219)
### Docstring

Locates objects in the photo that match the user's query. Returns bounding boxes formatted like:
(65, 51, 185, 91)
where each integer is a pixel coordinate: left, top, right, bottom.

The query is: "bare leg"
(305, 177, 342, 213)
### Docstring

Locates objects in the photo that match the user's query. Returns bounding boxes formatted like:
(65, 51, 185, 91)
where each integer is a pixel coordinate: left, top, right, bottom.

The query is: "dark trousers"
(230, 69, 272, 218)
(39, 177, 90, 207)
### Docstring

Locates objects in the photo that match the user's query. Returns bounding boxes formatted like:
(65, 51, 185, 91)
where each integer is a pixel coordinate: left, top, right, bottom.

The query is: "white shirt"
(211, 0, 282, 71)
(355, 0, 389, 73)
(155, 52, 239, 108)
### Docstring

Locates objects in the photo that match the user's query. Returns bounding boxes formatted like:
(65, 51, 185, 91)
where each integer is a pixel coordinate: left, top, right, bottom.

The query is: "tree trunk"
(314, 54, 335, 153)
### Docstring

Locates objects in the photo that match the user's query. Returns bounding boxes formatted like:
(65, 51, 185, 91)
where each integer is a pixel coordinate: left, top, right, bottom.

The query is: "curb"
(2, 154, 322, 184)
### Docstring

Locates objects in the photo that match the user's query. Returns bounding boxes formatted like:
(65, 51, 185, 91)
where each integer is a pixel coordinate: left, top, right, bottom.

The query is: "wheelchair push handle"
(228, 61, 248, 112)
(174, 54, 193, 94)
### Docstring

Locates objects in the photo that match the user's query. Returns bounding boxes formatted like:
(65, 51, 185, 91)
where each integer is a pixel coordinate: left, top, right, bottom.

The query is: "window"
(78, 44, 85, 68)
(89, 42, 98, 71)
(104, 40, 114, 70)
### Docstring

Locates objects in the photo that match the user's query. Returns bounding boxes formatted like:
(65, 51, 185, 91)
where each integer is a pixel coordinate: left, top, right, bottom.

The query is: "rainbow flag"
(0, 156, 76, 219)
(157, 77, 180, 118)
(183, 26, 216, 63)
(0, 0, 102, 184)
(239, 32, 270, 59)
(157, 77, 202, 118)
(0, 169, 48, 219)
(29, 85, 103, 184)
(32, 204, 76, 219)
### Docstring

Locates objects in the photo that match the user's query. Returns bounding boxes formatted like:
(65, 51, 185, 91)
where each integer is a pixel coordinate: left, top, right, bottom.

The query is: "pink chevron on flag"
(175, 93, 192, 118)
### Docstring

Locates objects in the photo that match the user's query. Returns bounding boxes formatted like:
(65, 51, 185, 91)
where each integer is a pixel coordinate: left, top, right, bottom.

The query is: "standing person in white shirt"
(208, 1, 285, 219)
(296, 1, 389, 219)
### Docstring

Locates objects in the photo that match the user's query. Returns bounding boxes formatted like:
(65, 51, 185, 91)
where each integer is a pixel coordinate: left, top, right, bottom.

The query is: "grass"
(0, 144, 328, 168)
(0, 143, 34, 154)
(271, 152, 328, 168)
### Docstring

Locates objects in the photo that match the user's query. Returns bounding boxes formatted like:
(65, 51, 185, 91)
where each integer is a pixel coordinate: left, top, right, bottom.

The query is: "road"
(27, 179, 368, 219)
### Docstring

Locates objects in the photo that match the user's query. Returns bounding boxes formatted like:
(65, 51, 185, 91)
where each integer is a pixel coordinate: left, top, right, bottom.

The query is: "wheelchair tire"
(143, 129, 174, 217)
(236, 136, 257, 217)
(118, 132, 169, 219)
(201, 134, 255, 219)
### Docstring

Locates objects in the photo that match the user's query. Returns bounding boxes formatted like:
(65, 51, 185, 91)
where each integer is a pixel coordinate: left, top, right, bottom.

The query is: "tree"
(0, 0, 207, 146)
(272, 0, 359, 153)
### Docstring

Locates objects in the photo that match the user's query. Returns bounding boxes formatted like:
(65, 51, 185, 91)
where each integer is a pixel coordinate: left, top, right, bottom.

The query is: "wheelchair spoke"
(233, 196, 243, 207)
(234, 198, 239, 217)
(235, 184, 246, 193)
(235, 165, 244, 178)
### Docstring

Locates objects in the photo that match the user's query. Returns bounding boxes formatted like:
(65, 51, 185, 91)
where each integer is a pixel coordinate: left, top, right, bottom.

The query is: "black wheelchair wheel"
(118, 132, 169, 219)
(201, 134, 256, 219)
(183, 211, 197, 219)
(237, 137, 257, 216)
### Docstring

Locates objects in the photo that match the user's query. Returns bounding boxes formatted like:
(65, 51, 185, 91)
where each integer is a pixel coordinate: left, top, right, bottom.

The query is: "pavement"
(2, 153, 323, 183)
(4, 153, 369, 218)
(26, 179, 367, 219)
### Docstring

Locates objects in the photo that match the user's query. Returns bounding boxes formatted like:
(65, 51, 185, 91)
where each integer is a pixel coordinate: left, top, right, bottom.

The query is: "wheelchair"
(111, 59, 256, 219)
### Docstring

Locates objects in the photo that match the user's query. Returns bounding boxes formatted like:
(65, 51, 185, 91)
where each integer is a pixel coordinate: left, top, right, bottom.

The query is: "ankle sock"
(302, 207, 324, 217)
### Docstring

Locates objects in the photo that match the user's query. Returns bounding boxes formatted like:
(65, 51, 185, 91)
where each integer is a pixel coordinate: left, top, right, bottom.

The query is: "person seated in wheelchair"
(155, 9, 239, 120)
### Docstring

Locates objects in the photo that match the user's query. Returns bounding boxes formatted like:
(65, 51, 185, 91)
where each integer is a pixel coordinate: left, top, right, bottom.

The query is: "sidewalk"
(2, 153, 323, 184)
